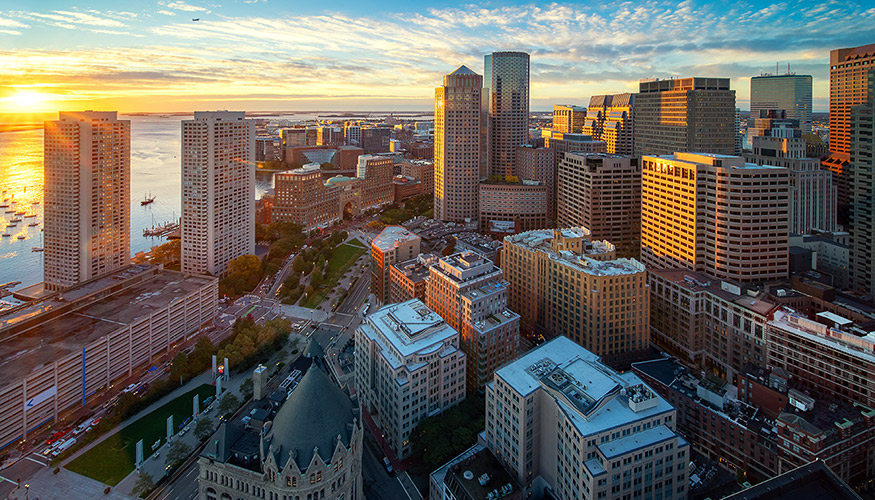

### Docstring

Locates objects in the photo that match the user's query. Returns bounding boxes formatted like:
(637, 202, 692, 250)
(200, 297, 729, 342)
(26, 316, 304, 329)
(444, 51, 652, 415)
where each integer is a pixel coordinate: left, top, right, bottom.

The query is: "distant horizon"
(1, 1, 871, 115)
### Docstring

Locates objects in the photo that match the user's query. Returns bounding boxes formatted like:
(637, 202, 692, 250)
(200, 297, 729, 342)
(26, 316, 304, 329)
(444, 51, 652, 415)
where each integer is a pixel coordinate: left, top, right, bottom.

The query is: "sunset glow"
(2, 91, 53, 112)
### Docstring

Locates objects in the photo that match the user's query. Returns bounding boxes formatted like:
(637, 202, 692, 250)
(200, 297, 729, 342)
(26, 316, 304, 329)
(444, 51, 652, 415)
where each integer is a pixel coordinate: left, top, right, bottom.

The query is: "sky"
(0, 0, 873, 114)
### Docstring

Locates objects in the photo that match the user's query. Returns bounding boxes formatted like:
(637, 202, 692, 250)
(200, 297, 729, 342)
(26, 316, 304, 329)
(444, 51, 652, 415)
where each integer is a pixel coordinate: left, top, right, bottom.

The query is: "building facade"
(401, 160, 434, 194)
(633, 78, 736, 157)
(502, 228, 650, 365)
(849, 68, 875, 295)
(0, 265, 217, 451)
(557, 153, 641, 258)
(478, 182, 548, 236)
(640, 152, 790, 283)
(515, 145, 556, 219)
(745, 119, 837, 235)
(435, 66, 482, 223)
(370, 226, 421, 305)
(426, 252, 518, 390)
(355, 299, 466, 460)
(484, 52, 530, 177)
(582, 93, 635, 155)
(551, 104, 586, 133)
(43, 111, 130, 291)
(389, 253, 436, 304)
(484, 336, 689, 500)
(181, 111, 255, 277)
(750, 74, 813, 133)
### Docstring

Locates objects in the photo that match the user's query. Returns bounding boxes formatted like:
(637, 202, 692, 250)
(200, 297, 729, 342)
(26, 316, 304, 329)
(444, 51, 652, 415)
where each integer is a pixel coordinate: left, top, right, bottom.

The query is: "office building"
(199, 353, 363, 500)
(478, 182, 548, 236)
(722, 462, 860, 500)
(551, 104, 585, 133)
(426, 252, 518, 389)
(634, 356, 875, 492)
(361, 126, 391, 154)
(272, 164, 340, 229)
(389, 253, 436, 304)
(542, 131, 606, 190)
(484, 336, 689, 500)
(181, 111, 255, 277)
(356, 154, 394, 209)
(557, 153, 641, 258)
(502, 228, 650, 364)
(640, 152, 790, 283)
(750, 73, 813, 133)
(744, 115, 837, 235)
(435, 66, 482, 223)
(647, 268, 778, 380)
(484, 52, 530, 177)
(400, 159, 434, 194)
(0, 265, 216, 450)
(828, 44, 875, 155)
(824, 44, 875, 222)
(582, 93, 635, 155)
(767, 308, 875, 407)
(370, 226, 421, 305)
(393, 175, 422, 203)
(849, 68, 875, 294)
(515, 145, 556, 219)
(355, 299, 466, 460)
(344, 122, 361, 146)
(634, 78, 736, 156)
(286, 145, 363, 170)
(43, 111, 130, 291)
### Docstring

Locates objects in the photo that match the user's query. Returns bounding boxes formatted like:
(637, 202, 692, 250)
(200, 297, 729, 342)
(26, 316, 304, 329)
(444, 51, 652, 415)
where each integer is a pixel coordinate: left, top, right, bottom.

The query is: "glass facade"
(750, 74, 813, 133)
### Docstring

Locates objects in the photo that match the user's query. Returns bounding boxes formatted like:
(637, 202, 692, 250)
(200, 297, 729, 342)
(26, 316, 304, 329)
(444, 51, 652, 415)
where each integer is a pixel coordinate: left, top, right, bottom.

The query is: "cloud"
(161, 1, 210, 12)
(3, 0, 874, 110)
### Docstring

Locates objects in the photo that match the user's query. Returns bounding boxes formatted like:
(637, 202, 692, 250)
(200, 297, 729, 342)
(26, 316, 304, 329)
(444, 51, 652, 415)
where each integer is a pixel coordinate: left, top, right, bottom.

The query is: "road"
(152, 457, 199, 500)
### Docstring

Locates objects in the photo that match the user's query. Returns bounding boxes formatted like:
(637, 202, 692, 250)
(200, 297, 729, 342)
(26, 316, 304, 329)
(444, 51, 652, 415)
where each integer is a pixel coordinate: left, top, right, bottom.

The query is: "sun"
(2, 91, 52, 111)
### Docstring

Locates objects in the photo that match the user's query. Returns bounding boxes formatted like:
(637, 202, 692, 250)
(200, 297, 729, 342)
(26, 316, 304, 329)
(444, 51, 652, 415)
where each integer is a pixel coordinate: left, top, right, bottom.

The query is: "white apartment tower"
(181, 111, 255, 276)
(355, 299, 466, 460)
(43, 111, 130, 291)
(434, 66, 482, 223)
(484, 336, 688, 500)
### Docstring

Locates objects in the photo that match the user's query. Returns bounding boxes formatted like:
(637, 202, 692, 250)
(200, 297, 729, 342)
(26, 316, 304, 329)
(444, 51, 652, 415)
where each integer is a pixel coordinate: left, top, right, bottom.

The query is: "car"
(383, 457, 393, 474)
(42, 447, 52, 456)
(91, 417, 101, 426)
(46, 430, 66, 445)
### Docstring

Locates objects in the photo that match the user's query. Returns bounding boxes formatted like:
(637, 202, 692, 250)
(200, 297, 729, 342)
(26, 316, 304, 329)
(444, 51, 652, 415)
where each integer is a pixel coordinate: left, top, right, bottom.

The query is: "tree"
(194, 417, 215, 441)
(218, 393, 241, 418)
(149, 239, 181, 266)
(169, 351, 189, 383)
(166, 440, 192, 468)
(227, 254, 262, 278)
(131, 472, 156, 498)
(240, 377, 254, 400)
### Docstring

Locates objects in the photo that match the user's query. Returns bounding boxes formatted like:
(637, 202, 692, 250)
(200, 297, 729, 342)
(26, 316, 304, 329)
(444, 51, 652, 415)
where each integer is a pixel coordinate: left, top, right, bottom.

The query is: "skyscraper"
(181, 111, 255, 277)
(551, 104, 585, 133)
(824, 44, 875, 225)
(43, 111, 130, 291)
(484, 51, 530, 176)
(640, 152, 790, 283)
(434, 66, 482, 223)
(750, 73, 813, 133)
(633, 77, 736, 157)
(582, 93, 635, 155)
(850, 68, 875, 294)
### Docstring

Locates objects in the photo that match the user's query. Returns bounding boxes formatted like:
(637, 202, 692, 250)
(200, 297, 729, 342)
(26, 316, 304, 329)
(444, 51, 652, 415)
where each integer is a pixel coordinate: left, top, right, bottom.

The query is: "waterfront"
(0, 114, 279, 295)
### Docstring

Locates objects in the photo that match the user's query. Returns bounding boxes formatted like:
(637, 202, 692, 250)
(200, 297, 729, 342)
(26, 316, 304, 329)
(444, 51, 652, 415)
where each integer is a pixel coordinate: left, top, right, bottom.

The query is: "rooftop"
(0, 266, 215, 388)
(372, 226, 420, 252)
(506, 228, 644, 277)
(770, 309, 875, 363)
(391, 254, 436, 284)
(360, 299, 460, 369)
(444, 447, 520, 500)
(494, 337, 676, 436)
(722, 461, 860, 500)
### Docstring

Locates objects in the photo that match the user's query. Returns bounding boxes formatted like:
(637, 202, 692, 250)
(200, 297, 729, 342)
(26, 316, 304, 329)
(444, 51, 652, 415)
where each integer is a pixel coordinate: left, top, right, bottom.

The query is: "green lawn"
(303, 240, 367, 308)
(65, 384, 215, 485)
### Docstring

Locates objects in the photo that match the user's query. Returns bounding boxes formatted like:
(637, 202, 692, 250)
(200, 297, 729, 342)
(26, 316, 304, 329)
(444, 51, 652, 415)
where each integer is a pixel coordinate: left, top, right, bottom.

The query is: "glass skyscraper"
(750, 74, 813, 133)
(484, 51, 530, 177)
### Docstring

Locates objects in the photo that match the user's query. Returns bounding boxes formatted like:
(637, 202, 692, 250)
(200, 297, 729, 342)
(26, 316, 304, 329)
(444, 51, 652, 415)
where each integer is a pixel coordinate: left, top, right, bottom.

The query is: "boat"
(24, 213, 37, 218)
(17, 235, 25, 240)
(10, 218, 21, 223)
(4, 210, 13, 214)
(141, 191, 156, 206)
(0, 204, 7, 209)
(28, 222, 39, 227)
(14, 211, 25, 216)
(1, 234, 9, 238)
(32, 247, 44, 252)
(6, 223, 16, 228)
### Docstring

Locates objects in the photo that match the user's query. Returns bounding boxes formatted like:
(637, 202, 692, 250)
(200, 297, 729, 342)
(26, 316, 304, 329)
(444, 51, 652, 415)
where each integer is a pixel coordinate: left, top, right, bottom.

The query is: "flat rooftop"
(507, 228, 644, 276)
(391, 255, 435, 283)
(361, 299, 459, 368)
(445, 447, 520, 500)
(372, 225, 419, 252)
(722, 461, 860, 500)
(495, 336, 676, 436)
(0, 266, 215, 387)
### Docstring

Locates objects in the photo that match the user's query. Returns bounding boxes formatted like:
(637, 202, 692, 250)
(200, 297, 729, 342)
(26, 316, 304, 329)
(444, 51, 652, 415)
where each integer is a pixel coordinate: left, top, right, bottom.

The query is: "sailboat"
(141, 191, 156, 206)
(32, 231, 44, 252)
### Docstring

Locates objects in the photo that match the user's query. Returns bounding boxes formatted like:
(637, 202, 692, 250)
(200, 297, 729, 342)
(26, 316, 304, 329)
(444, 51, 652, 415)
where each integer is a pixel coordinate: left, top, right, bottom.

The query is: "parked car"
(383, 457, 393, 474)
